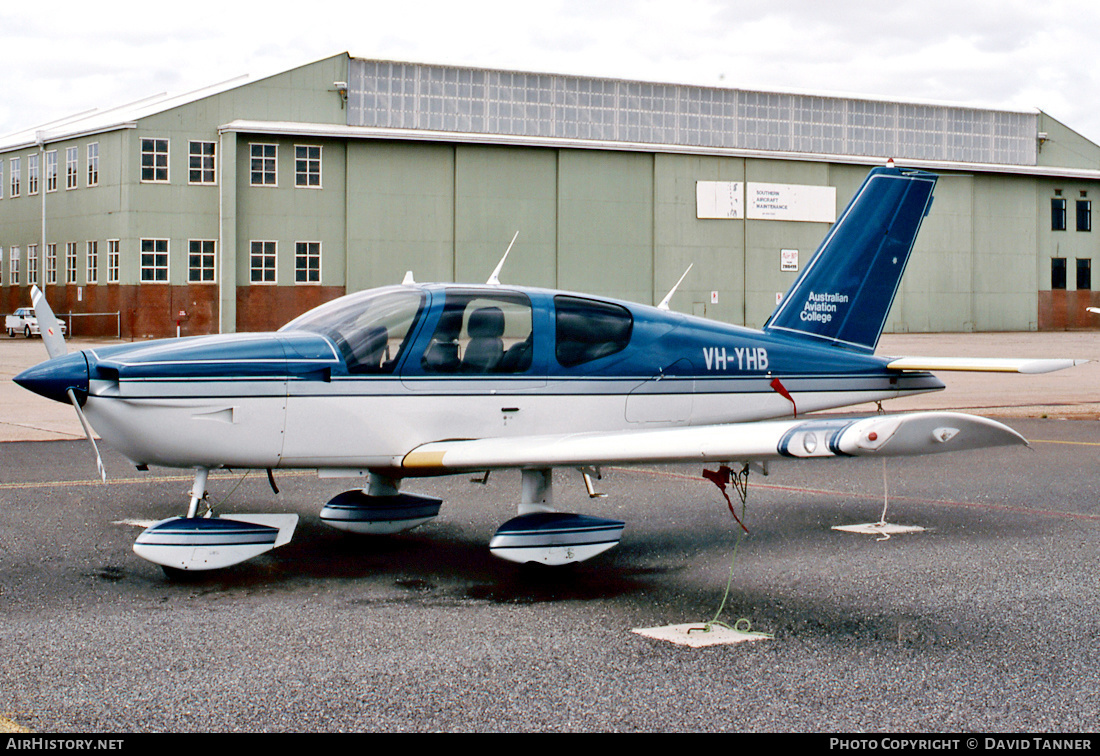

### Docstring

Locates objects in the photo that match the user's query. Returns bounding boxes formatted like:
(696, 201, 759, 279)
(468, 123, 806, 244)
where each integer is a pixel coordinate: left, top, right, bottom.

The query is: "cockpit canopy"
(281, 286, 424, 373)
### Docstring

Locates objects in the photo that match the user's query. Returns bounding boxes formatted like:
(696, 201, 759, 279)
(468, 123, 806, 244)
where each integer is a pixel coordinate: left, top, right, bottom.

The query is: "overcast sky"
(4, 0, 1100, 148)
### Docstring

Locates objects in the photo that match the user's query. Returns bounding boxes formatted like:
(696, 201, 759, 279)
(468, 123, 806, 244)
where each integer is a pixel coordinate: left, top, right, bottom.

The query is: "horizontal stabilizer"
(886, 357, 1086, 374)
(401, 411, 1027, 472)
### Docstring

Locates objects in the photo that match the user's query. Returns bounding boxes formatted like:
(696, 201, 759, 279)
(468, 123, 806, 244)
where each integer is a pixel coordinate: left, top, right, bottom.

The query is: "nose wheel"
(133, 467, 298, 575)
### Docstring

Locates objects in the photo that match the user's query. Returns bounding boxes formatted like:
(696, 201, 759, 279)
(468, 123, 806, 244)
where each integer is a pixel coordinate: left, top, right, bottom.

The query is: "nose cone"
(14, 352, 90, 405)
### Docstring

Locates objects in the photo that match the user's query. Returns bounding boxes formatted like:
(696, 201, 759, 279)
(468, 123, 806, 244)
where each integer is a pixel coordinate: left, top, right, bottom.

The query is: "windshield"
(281, 286, 425, 373)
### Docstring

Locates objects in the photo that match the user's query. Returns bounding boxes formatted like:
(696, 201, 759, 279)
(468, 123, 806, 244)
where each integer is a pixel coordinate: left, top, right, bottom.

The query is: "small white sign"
(776, 292, 784, 305)
(710, 290, 719, 304)
(696, 181, 744, 219)
(781, 249, 799, 272)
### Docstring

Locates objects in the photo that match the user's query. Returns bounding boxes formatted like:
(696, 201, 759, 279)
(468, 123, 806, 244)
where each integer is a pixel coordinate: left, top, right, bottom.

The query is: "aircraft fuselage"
(18, 283, 943, 473)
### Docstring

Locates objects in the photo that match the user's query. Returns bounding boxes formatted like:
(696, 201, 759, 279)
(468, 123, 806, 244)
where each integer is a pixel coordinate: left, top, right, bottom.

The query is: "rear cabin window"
(421, 290, 534, 374)
(554, 295, 633, 367)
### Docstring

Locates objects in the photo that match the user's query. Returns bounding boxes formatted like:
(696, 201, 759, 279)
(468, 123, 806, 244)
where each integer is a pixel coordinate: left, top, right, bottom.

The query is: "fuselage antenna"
(657, 264, 693, 310)
(487, 231, 520, 286)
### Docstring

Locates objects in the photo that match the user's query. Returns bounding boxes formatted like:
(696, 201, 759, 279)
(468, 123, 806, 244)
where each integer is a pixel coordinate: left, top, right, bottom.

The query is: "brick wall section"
(235, 286, 346, 333)
(4, 284, 348, 338)
(1038, 290, 1100, 329)
(2, 284, 219, 339)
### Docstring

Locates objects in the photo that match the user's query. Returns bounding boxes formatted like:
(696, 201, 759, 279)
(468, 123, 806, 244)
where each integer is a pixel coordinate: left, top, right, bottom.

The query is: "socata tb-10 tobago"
(14, 165, 1080, 575)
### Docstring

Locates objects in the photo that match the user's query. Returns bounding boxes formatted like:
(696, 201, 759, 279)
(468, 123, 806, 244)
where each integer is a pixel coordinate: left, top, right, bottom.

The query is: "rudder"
(763, 166, 937, 352)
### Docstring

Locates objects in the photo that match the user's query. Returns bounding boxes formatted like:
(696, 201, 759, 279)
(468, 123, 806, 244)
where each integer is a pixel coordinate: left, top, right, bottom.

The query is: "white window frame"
(10, 157, 20, 197)
(87, 143, 99, 187)
(294, 145, 322, 188)
(46, 244, 57, 284)
(1, 161, 4, 200)
(27, 244, 38, 285)
(140, 238, 170, 282)
(249, 240, 277, 283)
(188, 239, 216, 282)
(86, 241, 98, 284)
(0, 246, 4, 285)
(28, 154, 38, 195)
(65, 147, 78, 190)
(140, 138, 169, 183)
(11, 247, 20, 285)
(107, 239, 120, 283)
(294, 241, 321, 283)
(249, 143, 277, 187)
(188, 141, 216, 185)
(65, 242, 78, 284)
(46, 151, 57, 192)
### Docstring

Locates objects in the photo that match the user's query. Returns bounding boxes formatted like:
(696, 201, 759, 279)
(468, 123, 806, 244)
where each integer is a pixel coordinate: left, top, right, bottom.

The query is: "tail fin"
(763, 166, 937, 352)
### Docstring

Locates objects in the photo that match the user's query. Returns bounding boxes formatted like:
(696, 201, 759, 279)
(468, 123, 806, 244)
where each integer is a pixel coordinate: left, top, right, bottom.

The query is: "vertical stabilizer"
(763, 166, 937, 352)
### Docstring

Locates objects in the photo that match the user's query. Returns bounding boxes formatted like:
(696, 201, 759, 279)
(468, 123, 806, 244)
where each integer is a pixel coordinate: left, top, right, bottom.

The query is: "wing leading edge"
(401, 411, 1026, 473)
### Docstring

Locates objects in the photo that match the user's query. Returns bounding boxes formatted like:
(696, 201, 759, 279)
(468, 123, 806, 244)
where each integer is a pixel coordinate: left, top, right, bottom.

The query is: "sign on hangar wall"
(696, 181, 837, 223)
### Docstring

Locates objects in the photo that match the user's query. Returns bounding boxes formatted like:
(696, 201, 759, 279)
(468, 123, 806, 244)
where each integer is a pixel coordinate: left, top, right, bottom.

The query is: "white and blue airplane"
(14, 165, 1080, 575)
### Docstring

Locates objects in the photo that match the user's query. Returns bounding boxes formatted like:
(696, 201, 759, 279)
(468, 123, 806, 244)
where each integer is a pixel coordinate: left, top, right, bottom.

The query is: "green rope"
(688, 472, 773, 639)
(200, 469, 251, 516)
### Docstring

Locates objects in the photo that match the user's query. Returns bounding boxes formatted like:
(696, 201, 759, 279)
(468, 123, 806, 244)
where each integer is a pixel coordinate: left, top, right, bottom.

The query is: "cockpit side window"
(280, 287, 425, 374)
(421, 291, 534, 374)
(554, 295, 633, 368)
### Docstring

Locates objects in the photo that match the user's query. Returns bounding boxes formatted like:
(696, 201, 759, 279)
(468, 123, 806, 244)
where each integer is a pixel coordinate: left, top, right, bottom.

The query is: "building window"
(140, 239, 169, 282)
(1052, 197, 1067, 231)
(1077, 259, 1091, 290)
(107, 240, 120, 283)
(1, 161, 4, 199)
(188, 239, 216, 282)
(28, 154, 38, 195)
(0, 247, 4, 285)
(10, 248, 19, 285)
(65, 242, 78, 284)
(250, 144, 277, 186)
(295, 241, 321, 283)
(188, 141, 216, 184)
(46, 244, 57, 284)
(295, 145, 321, 187)
(65, 147, 78, 189)
(87, 143, 99, 187)
(1077, 199, 1091, 232)
(10, 157, 20, 197)
(141, 138, 169, 182)
(46, 151, 57, 192)
(250, 241, 277, 282)
(27, 244, 38, 285)
(1051, 257, 1067, 290)
(86, 241, 98, 284)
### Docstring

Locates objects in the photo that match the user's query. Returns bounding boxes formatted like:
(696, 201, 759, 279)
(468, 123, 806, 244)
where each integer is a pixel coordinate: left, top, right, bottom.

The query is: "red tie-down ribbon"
(770, 377, 797, 417)
(702, 465, 749, 533)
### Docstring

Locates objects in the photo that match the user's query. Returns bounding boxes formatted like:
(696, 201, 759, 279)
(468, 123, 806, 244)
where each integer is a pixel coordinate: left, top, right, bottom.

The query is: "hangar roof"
(3, 53, 1095, 178)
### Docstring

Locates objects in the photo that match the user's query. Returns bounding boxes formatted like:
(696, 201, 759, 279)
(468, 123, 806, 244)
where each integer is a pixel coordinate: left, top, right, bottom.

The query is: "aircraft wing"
(401, 411, 1026, 473)
(886, 357, 1084, 374)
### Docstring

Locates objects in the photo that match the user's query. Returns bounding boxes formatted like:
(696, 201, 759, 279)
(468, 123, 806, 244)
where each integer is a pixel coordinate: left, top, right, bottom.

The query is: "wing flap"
(887, 356, 1085, 374)
(401, 411, 1027, 473)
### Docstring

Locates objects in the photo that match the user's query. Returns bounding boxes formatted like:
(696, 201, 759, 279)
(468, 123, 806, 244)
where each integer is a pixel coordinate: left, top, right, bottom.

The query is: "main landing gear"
(321, 468, 624, 567)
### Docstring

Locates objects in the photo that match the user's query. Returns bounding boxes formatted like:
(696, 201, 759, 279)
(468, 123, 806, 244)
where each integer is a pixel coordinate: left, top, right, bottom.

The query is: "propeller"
(29, 286, 107, 482)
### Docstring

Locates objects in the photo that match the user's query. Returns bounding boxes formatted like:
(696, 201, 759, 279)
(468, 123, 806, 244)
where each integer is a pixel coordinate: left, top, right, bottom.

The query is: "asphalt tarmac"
(1, 334, 1099, 733)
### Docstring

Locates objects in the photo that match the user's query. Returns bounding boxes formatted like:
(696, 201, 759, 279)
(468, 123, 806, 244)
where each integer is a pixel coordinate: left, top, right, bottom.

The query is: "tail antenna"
(486, 231, 519, 286)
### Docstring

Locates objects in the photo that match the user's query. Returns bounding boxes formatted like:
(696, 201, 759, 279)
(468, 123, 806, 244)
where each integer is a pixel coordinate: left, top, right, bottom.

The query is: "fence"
(60, 312, 121, 339)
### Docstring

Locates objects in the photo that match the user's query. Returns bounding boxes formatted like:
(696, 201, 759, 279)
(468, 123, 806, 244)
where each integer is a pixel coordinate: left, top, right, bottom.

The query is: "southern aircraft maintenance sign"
(748, 182, 836, 223)
(696, 181, 836, 223)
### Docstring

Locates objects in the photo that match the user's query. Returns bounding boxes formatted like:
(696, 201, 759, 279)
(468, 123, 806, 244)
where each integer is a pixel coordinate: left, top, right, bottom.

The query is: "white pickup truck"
(5, 307, 67, 338)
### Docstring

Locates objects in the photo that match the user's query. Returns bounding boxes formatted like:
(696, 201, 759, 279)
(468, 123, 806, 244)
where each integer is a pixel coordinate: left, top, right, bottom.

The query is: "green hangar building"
(1, 51, 1098, 338)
